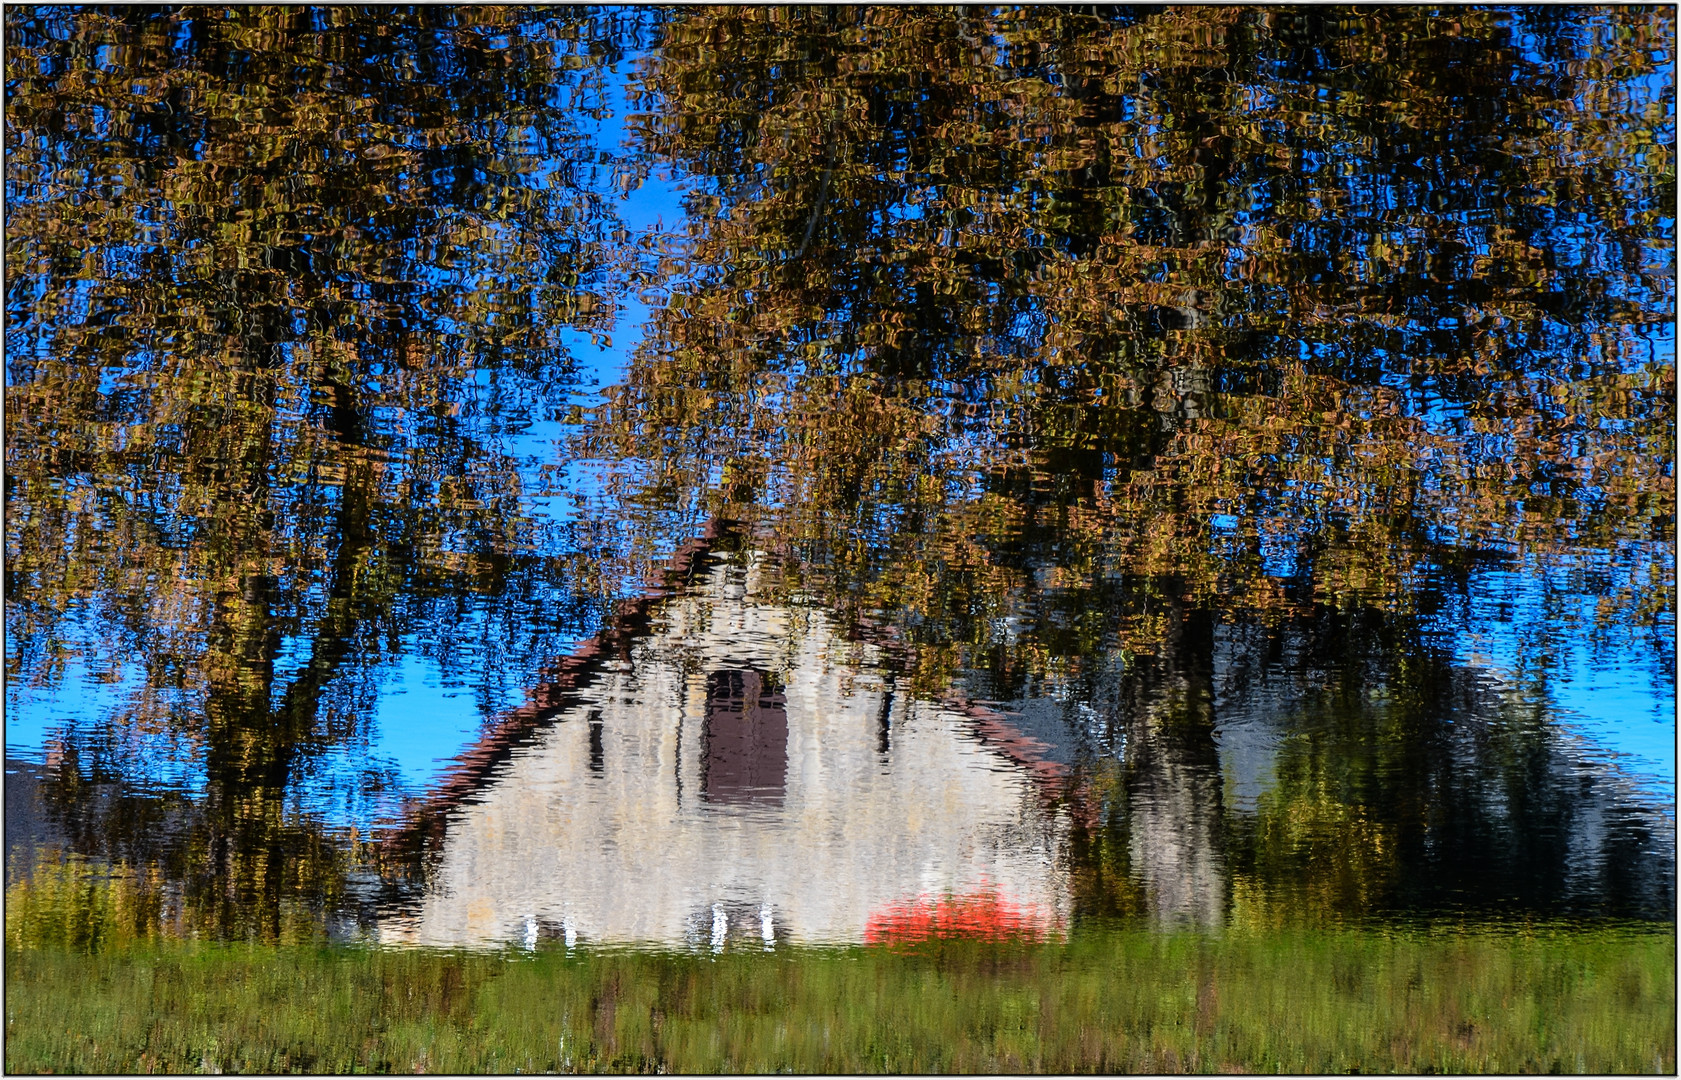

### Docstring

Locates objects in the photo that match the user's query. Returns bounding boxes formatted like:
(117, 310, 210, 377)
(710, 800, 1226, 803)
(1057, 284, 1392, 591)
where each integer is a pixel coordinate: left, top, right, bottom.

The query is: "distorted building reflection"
(378, 555, 1076, 949)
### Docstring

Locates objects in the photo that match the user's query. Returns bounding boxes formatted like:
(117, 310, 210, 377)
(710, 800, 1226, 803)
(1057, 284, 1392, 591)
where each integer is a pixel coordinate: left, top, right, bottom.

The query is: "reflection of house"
(378, 553, 1072, 949)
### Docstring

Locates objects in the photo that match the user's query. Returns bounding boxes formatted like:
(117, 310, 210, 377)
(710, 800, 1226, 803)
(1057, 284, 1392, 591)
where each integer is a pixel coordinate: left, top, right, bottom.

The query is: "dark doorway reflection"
(702, 670, 789, 808)
(588, 711, 606, 777)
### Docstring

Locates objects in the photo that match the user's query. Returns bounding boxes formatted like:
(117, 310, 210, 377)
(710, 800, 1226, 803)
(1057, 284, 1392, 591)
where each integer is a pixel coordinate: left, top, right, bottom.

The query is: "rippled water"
(5, 5, 1674, 949)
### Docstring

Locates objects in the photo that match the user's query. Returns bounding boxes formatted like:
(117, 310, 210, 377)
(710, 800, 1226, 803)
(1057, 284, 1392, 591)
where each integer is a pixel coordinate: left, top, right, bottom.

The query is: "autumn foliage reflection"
(4, 6, 1674, 943)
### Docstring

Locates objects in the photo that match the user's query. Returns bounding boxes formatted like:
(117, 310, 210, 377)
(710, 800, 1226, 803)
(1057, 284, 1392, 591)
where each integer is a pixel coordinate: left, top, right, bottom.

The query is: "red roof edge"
(377, 520, 729, 854)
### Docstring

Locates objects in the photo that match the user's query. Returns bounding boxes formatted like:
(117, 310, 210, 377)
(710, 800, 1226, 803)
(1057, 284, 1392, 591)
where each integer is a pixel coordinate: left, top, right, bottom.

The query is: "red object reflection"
(864, 889, 1057, 945)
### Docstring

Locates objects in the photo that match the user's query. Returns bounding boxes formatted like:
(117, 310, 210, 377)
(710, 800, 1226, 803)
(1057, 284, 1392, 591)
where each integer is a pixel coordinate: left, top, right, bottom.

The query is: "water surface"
(5, 5, 1674, 948)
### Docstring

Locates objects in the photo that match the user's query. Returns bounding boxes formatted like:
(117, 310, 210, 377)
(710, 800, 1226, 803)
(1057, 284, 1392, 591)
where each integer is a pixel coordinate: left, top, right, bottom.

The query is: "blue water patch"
(559, 59, 692, 394)
(1451, 561, 1676, 800)
(369, 648, 524, 789)
(5, 655, 206, 793)
(1545, 652, 1676, 801)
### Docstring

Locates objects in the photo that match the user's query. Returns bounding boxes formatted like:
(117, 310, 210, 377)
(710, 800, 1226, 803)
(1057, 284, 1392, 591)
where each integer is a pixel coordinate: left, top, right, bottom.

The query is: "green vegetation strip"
(5, 928, 1673, 1074)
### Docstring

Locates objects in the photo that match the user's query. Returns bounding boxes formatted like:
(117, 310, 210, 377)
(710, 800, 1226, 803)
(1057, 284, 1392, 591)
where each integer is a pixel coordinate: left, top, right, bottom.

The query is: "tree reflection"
(5, 5, 656, 938)
(4, 5, 1673, 940)
(600, 4, 1671, 645)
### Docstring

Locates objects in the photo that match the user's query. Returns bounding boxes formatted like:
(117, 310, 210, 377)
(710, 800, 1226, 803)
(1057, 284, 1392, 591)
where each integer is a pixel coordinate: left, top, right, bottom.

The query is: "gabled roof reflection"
(379, 539, 1075, 949)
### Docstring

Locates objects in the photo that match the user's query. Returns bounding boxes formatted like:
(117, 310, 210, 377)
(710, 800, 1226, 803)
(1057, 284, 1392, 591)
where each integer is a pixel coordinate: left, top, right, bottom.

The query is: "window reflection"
(701, 669, 788, 807)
